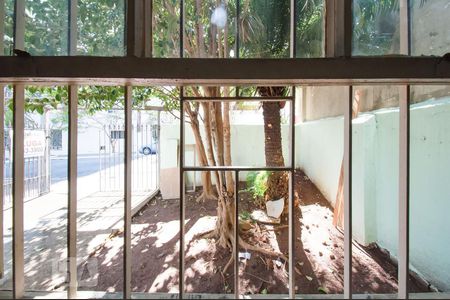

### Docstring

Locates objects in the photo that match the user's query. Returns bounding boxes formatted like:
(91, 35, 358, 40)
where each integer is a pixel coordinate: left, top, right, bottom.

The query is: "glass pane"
(409, 85, 450, 297)
(24, 0, 69, 56)
(0, 86, 13, 297)
(238, 170, 290, 296)
(2, 0, 14, 55)
(183, 100, 291, 168)
(77, 86, 124, 294)
(77, 0, 125, 56)
(352, 0, 400, 56)
(295, 0, 325, 58)
(183, 0, 236, 58)
(351, 85, 402, 296)
(130, 90, 180, 296)
(153, 0, 180, 58)
(295, 86, 345, 295)
(237, 86, 292, 98)
(410, 0, 450, 56)
(240, 0, 290, 58)
(23, 86, 68, 291)
(182, 170, 235, 296)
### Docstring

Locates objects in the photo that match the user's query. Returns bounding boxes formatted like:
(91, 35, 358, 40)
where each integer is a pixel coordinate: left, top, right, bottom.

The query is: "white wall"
(160, 123, 290, 186)
(297, 98, 450, 291)
(296, 117, 343, 206)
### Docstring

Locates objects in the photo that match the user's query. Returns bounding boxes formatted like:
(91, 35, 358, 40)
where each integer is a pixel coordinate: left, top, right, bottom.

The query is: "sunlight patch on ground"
(149, 266, 178, 293)
(100, 242, 122, 267)
(186, 258, 209, 277)
(185, 216, 217, 244)
(186, 238, 214, 258)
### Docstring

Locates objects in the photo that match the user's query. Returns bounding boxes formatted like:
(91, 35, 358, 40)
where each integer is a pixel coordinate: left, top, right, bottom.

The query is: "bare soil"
(79, 170, 429, 295)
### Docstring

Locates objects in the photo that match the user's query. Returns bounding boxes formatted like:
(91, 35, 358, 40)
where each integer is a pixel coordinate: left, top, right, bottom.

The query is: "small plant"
(239, 210, 252, 221)
(246, 171, 270, 204)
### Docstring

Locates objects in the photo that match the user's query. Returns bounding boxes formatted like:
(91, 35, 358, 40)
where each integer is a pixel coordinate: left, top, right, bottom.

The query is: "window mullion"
(68, 85, 78, 299)
(12, 84, 25, 299)
(13, 0, 25, 51)
(0, 0, 5, 55)
(344, 85, 353, 299)
(0, 85, 4, 279)
(68, 0, 78, 56)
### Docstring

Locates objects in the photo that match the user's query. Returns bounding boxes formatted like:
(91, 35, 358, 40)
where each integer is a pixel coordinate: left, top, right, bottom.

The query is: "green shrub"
(246, 170, 270, 201)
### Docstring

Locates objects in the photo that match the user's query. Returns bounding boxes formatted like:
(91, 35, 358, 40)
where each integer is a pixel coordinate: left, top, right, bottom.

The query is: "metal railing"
(98, 121, 160, 193)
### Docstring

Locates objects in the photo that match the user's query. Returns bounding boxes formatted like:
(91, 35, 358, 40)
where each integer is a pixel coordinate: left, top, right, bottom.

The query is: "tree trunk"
(185, 105, 216, 202)
(223, 101, 234, 194)
(333, 89, 362, 228)
(259, 87, 289, 204)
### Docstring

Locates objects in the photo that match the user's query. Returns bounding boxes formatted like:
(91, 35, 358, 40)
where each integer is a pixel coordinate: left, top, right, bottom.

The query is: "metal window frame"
(68, 85, 78, 299)
(0, 84, 4, 279)
(0, 0, 4, 55)
(12, 84, 25, 299)
(124, 85, 132, 299)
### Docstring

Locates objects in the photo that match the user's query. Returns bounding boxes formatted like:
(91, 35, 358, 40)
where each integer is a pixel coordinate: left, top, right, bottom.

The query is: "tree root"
(196, 192, 217, 203)
(221, 237, 288, 274)
(239, 237, 288, 262)
(194, 229, 216, 240)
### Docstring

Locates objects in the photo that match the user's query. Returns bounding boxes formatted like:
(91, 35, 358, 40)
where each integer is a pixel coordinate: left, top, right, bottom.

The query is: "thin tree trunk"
(223, 101, 234, 194)
(201, 102, 222, 192)
(333, 89, 362, 228)
(185, 104, 216, 201)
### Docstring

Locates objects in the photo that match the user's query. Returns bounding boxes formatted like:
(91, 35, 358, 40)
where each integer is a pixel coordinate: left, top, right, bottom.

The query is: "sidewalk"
(0, 165, 157, 291)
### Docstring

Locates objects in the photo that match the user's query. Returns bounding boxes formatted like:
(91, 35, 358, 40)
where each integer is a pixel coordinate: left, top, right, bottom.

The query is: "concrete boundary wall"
(159, 98, 450, 290)
(297, 97, 450, 291)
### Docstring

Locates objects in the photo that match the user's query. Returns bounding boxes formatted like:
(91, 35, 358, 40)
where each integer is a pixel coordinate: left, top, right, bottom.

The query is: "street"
(51, 155, 102, 184)
(4, 153, 152, 184)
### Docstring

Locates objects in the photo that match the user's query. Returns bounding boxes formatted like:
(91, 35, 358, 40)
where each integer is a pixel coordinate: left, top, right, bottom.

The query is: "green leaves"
(246, 170, 270, 200)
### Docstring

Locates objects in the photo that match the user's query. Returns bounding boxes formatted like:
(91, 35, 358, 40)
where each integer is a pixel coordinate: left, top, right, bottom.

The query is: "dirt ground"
(79, 170, 429, 295)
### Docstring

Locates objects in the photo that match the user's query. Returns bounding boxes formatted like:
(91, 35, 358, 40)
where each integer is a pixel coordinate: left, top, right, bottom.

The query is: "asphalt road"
(4, 155, 125, 184)
(51, 156, 102, 184)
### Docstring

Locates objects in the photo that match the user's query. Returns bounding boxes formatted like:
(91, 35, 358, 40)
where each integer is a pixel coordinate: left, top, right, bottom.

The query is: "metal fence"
(3, 130, 50, 210)
(98, 115, 160, 194)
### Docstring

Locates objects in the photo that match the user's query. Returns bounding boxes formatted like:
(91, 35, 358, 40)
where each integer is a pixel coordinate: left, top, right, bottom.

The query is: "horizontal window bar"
(0, 57, 449, 86)
(182, 96, 295, 101)
(182, 166, 292, 172)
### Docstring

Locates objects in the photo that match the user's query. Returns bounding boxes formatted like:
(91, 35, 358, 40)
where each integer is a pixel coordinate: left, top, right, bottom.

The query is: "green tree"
(353, 0, 400, 55)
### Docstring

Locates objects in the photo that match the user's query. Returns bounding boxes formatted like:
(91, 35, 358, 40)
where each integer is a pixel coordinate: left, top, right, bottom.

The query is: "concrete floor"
(0, 166, 156, 291)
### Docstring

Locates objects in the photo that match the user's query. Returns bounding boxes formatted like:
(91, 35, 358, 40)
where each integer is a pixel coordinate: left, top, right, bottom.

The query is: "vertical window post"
(68, 85, 78, 299)
(0, 0, 5, 54)
(179, 0, 184, 58)
(344, 86, 353, 299)
(399, 1, 410, 298)
(144, 0, 152, 57)
(124, 85, 133, 299)
(68, 0, 78, 56)
(288, 94, 296, 299)
(289, 0, 296, 297)
(0, 85, 4, 279)
(13, 0, 24, 51)
(12, 84, 25, 299)
(234, 170, 239, 299)
(399, 85, 410, 300)
(179, 87, 185, 299)
(235, 0, 240, 58)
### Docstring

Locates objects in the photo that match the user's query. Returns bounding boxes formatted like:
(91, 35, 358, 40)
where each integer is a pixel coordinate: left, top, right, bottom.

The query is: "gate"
(98, 110, 160, 194)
